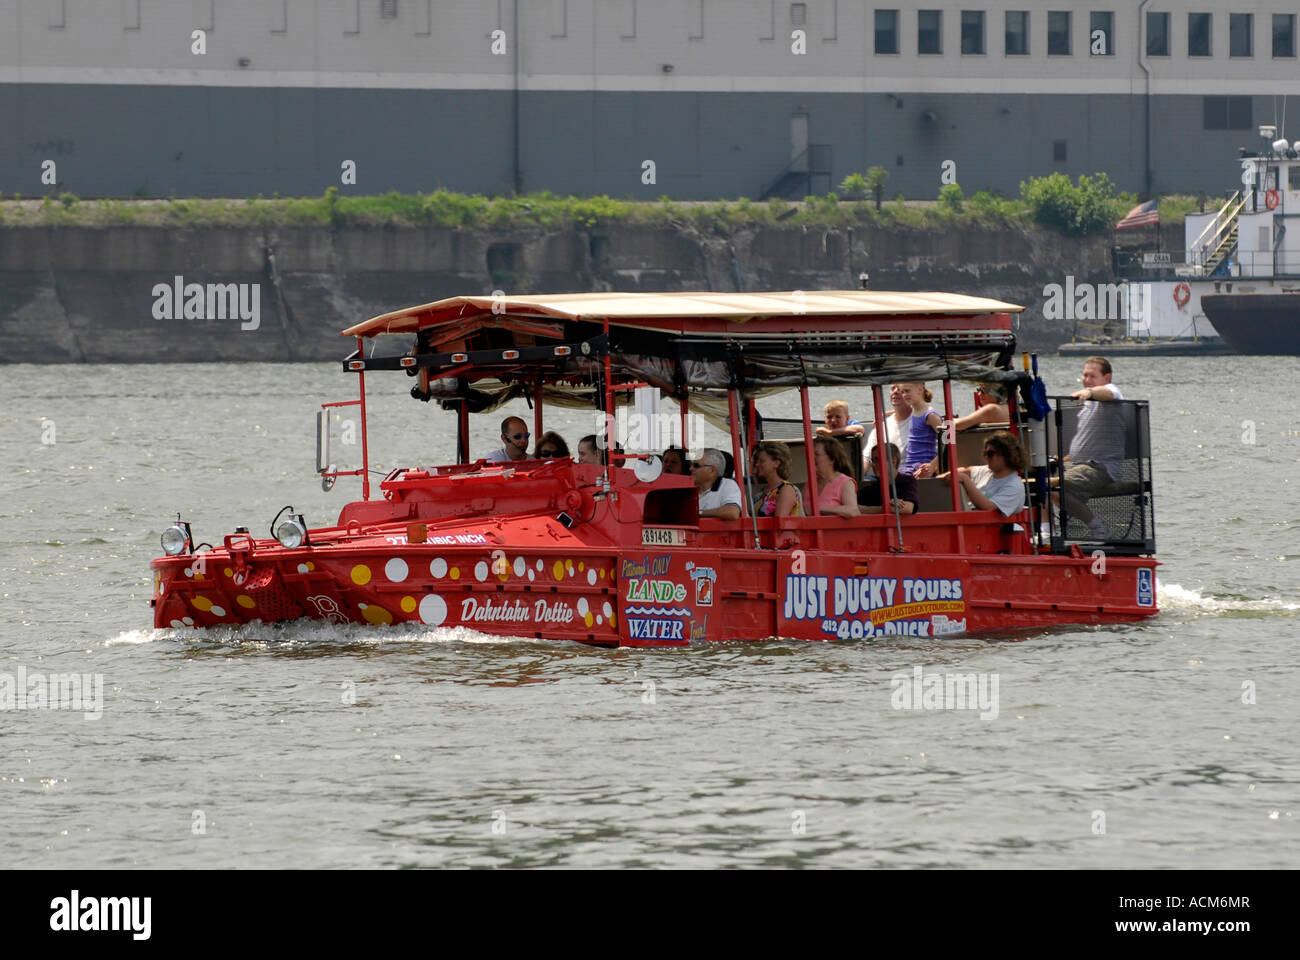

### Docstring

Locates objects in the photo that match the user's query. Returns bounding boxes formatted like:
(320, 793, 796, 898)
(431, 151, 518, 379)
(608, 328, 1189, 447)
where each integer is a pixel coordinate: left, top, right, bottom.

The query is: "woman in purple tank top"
(900, 382, 943, 477)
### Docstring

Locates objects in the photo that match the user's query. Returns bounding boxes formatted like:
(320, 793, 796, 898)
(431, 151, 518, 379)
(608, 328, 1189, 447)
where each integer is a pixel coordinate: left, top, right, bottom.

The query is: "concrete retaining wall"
(0, 219, 1139, 363)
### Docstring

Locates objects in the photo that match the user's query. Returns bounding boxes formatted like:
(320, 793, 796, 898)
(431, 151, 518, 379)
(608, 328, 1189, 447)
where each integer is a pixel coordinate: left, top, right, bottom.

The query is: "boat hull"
(1201, 293, 1300, 355)
(151, 535, 1159, 646)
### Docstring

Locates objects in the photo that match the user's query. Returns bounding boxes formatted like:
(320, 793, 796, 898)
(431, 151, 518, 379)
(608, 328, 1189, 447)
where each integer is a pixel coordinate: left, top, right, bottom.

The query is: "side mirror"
(321, 465, 337, 493)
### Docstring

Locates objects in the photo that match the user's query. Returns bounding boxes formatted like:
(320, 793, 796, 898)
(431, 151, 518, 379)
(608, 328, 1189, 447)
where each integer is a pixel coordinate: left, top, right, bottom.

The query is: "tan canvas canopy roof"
(342, 291, 1024, 338)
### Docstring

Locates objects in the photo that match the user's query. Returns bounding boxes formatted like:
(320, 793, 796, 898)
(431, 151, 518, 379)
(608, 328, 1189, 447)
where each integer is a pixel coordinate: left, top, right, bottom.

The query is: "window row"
(874, 10, 1297, 59)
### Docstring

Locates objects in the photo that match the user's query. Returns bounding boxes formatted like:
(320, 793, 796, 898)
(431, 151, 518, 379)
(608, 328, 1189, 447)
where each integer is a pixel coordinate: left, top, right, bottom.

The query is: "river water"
(2, 356, 1297, 869)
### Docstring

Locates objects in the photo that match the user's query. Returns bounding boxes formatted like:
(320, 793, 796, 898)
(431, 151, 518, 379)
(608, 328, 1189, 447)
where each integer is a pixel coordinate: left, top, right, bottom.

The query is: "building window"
(918, 9, 942, 54)
(875, 9, 899, 54)
(1005, 11, 1028, 55)
(1275, 14, 1297, 57)
(1188, 13, 1212, 57)
(790, 3, 806, 26)
(961, 11, 985, 54)
(1089, 11, 1113, 56)
(1048, 11, 1071, 55)
(380, 0, 397, 18)
(1146, 11, 1169, 56)
(1053, 140, 1068, 162)
(1229, 13, 1252, 57)
(1203, 95, 1252, 130)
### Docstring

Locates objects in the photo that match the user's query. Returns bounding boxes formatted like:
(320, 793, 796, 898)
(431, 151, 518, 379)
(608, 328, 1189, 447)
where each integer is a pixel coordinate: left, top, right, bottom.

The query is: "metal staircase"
(1187, 191, 1246, 276)
(761, 145, 833, 200)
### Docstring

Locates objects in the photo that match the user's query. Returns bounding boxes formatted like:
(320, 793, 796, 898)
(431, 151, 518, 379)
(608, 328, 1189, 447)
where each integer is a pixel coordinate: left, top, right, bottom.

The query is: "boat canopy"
(340, 291, 1024, 420)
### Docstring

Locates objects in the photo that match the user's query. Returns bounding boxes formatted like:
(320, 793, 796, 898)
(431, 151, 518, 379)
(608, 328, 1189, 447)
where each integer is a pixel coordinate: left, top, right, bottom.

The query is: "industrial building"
(2, 1, 1298, 199)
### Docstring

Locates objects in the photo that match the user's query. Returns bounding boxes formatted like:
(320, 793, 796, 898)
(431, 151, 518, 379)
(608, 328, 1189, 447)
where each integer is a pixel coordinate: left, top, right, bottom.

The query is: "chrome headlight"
(275, 516, 308, 549)
(160, 524, 191, 556)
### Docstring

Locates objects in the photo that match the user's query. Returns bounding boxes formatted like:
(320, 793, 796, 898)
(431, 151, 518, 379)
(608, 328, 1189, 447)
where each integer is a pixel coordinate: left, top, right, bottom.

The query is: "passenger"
(954, 383, 1011, 432)
(815, 399, 865, 438)
(692, 448, 742, 520)
(534, 431, 570, 459)
(1061, 356, 1126, 540)
(863, 383, 913, 474)
(577, 434, 603, 465)
(661, 445, 688, 475)
(859, 443, 918, 514)
(948, 431, 1027, 517)
(805, 437, 859, 517)
(486, 417, 531, 463)
(751, 440, 803, 518)
(899, 381, 943, 478)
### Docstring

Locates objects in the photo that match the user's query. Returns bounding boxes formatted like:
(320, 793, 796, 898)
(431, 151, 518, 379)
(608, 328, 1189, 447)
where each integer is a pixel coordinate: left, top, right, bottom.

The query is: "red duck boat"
(150, 291, 1158, 645)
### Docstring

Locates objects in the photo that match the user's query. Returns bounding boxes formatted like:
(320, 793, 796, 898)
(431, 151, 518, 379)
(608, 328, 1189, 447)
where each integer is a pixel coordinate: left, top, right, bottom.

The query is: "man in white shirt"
(692, 448, 742, 519)
(485, 416, 531, 463)
(1063, 357, 1126, 540)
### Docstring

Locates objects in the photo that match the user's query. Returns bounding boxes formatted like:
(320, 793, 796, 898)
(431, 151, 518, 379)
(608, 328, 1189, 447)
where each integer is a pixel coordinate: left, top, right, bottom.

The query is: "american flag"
(1116, 200, 1159, 229)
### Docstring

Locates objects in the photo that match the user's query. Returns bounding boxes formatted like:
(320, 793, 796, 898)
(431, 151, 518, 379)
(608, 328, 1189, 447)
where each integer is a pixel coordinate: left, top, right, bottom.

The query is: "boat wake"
(1158, 580, 1300, 618)
(104, 620, 552, 648)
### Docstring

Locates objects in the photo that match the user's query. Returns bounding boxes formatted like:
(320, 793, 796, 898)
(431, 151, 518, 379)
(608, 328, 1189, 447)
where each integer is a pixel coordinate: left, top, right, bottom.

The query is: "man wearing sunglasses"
(486, 416, 532, 463)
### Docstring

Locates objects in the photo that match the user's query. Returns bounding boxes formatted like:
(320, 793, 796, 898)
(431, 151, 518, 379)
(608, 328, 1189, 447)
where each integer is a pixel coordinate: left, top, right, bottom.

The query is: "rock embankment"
(0, 218, 1174, 362)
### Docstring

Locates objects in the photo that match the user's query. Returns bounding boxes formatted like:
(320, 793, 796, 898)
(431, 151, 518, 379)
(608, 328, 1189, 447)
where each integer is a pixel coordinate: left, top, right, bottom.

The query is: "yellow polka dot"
(361, 604, 393, 625)
(566, 560, 574, 575)
(305, 561, 315, 571)
(236, 595, 256, 609)
(552, 560, 564, 581)
(450, 567, 460, 580)
(584, 611, 594, 627)
(599, 568, 606, 579)
(578, 561, 585, 572)
(191, 596, 213, 612)
(608, 613, 616, 628)
(350, 564, 372, 586)
(223, 567, 233, 578)
(400, 596, 416, 613)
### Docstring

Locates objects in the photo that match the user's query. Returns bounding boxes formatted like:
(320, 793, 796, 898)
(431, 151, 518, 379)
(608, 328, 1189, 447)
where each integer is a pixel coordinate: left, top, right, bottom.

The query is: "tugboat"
(1101, 124, 1300, 355)
(150, 291, 1159, 646)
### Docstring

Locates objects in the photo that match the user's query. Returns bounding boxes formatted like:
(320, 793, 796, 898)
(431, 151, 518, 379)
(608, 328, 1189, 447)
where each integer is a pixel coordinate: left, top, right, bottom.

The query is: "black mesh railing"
(1043, 397, 1156, 555)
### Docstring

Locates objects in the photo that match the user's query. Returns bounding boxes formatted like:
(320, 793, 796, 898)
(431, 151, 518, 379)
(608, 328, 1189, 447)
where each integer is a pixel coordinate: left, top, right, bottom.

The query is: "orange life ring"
(1265, 189, 1280, 210)
(1173, 283, 1191, 307)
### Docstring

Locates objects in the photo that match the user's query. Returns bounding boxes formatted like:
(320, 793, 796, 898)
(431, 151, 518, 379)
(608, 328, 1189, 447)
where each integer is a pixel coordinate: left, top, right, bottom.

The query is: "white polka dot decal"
(474, 561, 489, 582)
(602, 601, 613, 618)
(513, 556, 526, 576)
(587, 568, 597, 586)
(385, 558, 409, 582)
(577, 597, 589, 616)
(419, 594, 447, 626)
(430, 557, 447, 579)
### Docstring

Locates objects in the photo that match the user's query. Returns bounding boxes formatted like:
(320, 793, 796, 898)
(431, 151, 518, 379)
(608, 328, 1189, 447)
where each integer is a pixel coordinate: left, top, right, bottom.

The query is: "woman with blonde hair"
(805, 437, 858, 517)
(750, 441, 802, 518)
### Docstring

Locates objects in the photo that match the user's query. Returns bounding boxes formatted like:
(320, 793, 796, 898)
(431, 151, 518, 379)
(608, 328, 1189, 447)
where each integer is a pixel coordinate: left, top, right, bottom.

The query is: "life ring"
(1265, 189, 1280, 210)
(1173, 283, 1191, 307)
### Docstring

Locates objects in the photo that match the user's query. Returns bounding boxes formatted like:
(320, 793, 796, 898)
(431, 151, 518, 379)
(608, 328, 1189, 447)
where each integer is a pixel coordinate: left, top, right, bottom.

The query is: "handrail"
(1190, 191, 1246, 265)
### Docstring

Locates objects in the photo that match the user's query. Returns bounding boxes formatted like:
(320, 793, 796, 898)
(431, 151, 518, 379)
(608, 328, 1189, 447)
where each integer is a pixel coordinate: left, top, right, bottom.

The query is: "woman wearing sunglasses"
(948, 431, 1027, 517)
(533, 431, 570, 459)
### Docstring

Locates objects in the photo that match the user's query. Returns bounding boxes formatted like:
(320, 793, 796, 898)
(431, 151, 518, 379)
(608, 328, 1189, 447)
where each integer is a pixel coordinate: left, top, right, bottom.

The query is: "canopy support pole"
(356, 336, 371, 500)
(799, 384, 822, 548)
(871, 385, 902, 551)
(727, 388, 758, 548)
(533, 378, 544, 450)
(457, 400, 469, 465)
(942, 377, 965, 552)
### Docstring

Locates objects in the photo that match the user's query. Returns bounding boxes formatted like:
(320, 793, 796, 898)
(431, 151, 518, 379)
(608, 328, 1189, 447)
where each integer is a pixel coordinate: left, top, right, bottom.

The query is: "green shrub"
(839, 173, 869, 199)
(1019, 172, 1122, 236)
(938, 182, 964, 212)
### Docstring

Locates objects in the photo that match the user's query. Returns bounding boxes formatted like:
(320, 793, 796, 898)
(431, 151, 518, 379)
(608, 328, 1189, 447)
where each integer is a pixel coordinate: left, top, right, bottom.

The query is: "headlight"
(160, 524, 190, 556)
(275, 517, 308, 549)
